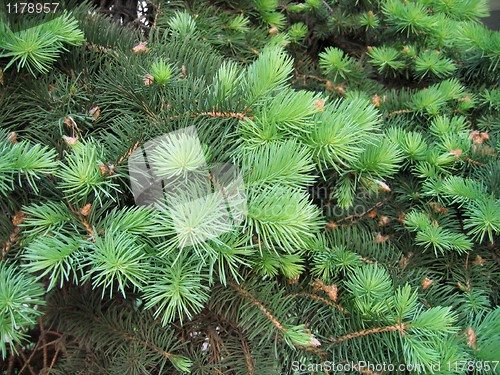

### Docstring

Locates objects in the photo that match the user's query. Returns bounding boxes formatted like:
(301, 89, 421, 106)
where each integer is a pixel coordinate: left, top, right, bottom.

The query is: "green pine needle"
(143, 254, 210, 325)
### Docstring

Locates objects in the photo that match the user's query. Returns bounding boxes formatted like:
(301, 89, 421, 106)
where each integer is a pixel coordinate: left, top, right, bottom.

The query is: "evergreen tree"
(1, 0, 500, 373)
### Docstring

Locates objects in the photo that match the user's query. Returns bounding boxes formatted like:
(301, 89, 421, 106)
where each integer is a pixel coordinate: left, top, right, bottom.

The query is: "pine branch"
(2, 0, 500, 370)
(66, 198, 96, 241)
(1, 211, 23, 260)
(239, 334, 255, 375)
(230, 281, 287, 332)
(327, 195, 393, 228)
(289, 292, 346, 314)
(330, 322, 409, 344)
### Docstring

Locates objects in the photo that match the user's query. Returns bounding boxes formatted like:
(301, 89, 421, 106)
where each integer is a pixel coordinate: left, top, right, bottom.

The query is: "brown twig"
(331, 322, 409, 344)
(461, 156, 486, 167)
(240, 335, 255, 375)
(164, 108, 253, 121)
(7, 350, 16, 375)
(289, 292, 346, 314)
(1, 211, 24, 261)
(45, 331, 63, 337)
(37, 339, 60, 352)
(40, 317, 47, 369)
(291, 342, 329, 355)
(349, 361, 382, 375)
(48, 348, 60, 371)
(359, 256, 376, 264)
(15, 343, 35, 375)
(293, 72, 328, 83)
(198, 107, 253, 120)
(102, 321, 175, 361)
(329, 196, 392, 228)
(66, 199, 96, 241)
(230, 282, 287, 332)
(17, 318, 60, 374)
(117, 141, 141, 165)
(380, 109, 414, 118)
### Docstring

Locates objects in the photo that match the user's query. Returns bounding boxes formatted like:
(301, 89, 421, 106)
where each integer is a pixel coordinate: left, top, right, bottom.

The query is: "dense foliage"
(1, 0, 500, 373)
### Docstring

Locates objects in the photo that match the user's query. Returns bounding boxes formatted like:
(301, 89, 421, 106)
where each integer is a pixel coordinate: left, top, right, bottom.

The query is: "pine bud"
(132, 42, 149, 53)
(306, 335, 321, 347)
(98, 164, 108, 175)
(378, 215, 390, 226)
(449, 149, 462, 159)
(12, 211, 24, 226)
(63, 136, 78, 145)
(464, 328, 476, 348)
(80, 204, 92, 216)
(314, 98, 326, 112)
(89, 106, 100, 120)
(374, 179, 391, 192)
(8, 132, 17, 144)
(422, 278, 433, 289)
(375, 232, 389, 243)
(472, 255, 485, 266)
(143, 74, 154, 86)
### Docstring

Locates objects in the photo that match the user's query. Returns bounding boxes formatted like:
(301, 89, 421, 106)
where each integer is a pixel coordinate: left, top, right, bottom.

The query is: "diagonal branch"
(290, 292, 346, 314)
(330, 322, 409, 344)
(230, 282, 287, 332)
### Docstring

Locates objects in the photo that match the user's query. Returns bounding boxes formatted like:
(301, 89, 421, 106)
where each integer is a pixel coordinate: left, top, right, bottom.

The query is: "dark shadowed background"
(81, 0, 500, 31)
